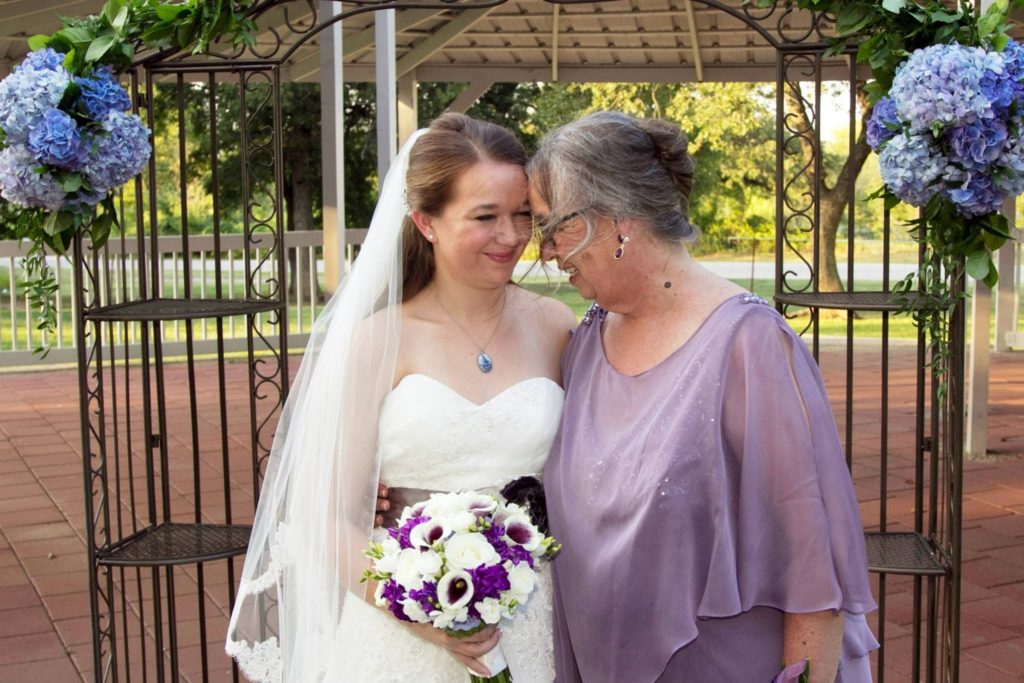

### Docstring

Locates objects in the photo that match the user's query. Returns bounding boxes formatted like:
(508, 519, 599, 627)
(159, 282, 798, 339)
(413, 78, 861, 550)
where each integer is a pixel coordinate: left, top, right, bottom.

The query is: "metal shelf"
(864, 531, 948, 576)
(85, 298, 281, 322)
(774, 291, 934, 312)
(96, 522, 251, 567)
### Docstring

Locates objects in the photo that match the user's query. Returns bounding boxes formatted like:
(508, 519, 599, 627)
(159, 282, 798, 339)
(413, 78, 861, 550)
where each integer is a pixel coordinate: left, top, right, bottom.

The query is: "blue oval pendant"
(476, 352, 493, 373)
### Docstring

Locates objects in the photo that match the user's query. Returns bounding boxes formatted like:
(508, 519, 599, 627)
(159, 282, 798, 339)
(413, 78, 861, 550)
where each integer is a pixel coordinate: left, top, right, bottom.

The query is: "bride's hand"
(407, 622, 500, 676)
(375, 483, 390, 526)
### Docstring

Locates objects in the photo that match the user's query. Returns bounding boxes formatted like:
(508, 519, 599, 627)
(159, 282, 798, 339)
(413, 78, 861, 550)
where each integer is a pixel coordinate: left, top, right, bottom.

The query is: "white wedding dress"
(325, 373, 564, 682)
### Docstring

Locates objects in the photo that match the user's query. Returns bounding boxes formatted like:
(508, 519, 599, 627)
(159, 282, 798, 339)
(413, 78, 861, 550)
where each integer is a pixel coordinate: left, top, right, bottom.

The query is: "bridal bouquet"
(363, 490, 560, 683)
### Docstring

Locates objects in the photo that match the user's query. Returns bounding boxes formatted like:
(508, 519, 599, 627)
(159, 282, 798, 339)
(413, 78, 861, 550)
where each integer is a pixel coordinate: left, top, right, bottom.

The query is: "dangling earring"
(613, 235, 630, 260)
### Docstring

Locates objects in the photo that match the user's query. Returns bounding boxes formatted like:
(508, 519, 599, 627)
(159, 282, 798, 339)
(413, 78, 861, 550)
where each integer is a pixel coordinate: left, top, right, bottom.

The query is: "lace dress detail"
(326, 374, 564, 682)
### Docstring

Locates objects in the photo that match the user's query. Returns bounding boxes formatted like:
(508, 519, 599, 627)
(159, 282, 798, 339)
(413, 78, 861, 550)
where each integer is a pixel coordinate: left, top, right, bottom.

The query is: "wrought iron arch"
(75, 1, 962, 681)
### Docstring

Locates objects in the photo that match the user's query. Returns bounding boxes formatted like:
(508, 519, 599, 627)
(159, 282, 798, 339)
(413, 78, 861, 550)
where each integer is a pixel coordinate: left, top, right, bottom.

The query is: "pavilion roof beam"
(551, 3, 560, 81)
(444, 79, 494, 113)
(0, 0, 100, 35)
(683, 0, 704, 81)
(284, 8, 446, 80)
(395, 8, 496, 78)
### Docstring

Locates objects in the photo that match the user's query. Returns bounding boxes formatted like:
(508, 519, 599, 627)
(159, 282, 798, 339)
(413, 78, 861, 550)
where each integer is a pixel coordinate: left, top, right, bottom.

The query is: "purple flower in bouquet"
(946, 117, 1009, 173)
(388, 515, 430, 550)
(866, 97, 899, 151)
(380, 579, 411, 622)
(944, 171, 1004, 217)
(890, 44, 1002, 133)
(0, 145, 66, 211)
(0, 55, 71, 144)
(82, 110, 151, 193)
(407, 582, 438, 613)
(878, 133, 947, 207)
(468, 564, 510, 603)
(27, 108, 88, 170)
(76, 66, 132, 120)
(484, 523, 533, 567)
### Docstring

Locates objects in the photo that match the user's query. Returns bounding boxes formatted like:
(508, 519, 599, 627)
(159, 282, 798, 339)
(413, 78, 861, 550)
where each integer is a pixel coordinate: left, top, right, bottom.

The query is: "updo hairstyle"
(526, 111, 698, 257)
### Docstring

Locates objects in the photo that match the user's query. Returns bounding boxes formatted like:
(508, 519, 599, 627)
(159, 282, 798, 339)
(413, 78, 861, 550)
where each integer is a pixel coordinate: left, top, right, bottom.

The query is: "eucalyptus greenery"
(755, 0, 1024, 398)
(5, 0, 255, 354)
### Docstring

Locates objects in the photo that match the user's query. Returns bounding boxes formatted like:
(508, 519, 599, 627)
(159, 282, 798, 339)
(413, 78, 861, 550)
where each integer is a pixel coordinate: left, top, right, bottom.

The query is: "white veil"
(226, 130, 427, 682)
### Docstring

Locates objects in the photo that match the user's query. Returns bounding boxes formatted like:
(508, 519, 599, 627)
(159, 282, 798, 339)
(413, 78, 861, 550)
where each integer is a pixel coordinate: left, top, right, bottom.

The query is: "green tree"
(561, 82, 777, 253)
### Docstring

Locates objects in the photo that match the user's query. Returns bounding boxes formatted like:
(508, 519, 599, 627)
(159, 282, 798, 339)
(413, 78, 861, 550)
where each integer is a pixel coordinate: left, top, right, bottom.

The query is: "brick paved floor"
(0, 344, 1022, 682)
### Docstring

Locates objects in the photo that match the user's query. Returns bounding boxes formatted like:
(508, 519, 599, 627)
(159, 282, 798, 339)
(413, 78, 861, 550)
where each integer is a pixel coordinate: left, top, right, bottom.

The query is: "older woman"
(529, 112, 878, 683)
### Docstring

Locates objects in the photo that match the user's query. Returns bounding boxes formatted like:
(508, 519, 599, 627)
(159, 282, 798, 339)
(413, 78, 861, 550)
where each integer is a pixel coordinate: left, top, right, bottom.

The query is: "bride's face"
(420, 160, 532, 287)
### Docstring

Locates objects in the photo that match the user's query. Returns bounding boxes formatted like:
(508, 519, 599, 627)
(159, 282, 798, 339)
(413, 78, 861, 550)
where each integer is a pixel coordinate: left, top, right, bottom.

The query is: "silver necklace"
(436, 288, 507, 373)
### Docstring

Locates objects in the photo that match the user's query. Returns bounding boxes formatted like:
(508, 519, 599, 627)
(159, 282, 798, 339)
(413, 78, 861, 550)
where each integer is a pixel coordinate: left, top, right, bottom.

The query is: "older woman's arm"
(783, 610, 845, 683)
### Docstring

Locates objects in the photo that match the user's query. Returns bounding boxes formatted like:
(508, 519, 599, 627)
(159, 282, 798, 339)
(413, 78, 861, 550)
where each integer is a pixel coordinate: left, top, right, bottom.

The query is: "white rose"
(400, 598, 431, 623)
(423, 492, 470, 520)
(447, 510, 478, 533)
(394, 548, 425, 590)
(476, 597, 503, 625)
(375, 537, 402, 574)
(415, 549, 443, 577)
(507, 563, 536, 602)
(444, 532, 501, 570)
(437, 569, 475, 611)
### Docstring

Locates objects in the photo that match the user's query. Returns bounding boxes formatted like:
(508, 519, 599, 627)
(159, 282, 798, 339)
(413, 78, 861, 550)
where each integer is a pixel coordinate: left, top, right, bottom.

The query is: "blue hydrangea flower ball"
(83, 110, 152, 193)
(889, 44, 1003, 134)
(0, 58, 71, 144)
(0, 145, 67, 211)
(76, 66, 132, 120)
(878, 133, 948, 207)
(867, 97, 900, 151)
(27, 108, 88, 170)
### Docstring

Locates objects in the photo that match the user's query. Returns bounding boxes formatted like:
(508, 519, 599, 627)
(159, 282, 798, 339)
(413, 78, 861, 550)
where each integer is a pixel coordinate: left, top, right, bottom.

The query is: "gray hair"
(527, 111, 698, 256)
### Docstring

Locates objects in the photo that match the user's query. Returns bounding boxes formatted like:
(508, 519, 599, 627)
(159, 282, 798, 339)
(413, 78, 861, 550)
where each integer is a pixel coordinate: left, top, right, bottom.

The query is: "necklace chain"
(435, 287, 507, 356)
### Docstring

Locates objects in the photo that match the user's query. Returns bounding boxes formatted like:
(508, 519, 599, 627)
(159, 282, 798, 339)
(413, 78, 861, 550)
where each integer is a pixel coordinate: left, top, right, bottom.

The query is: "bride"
(225, 113, 575, 682)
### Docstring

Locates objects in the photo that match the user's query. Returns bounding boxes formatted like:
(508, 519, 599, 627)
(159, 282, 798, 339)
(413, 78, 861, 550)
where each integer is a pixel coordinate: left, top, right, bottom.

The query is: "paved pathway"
(0, 346, 1022, 682)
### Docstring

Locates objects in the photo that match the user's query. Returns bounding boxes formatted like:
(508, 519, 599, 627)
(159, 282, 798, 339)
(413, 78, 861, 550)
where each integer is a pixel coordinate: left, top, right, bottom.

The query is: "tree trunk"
(784, 83, 872, 293)
(285, 147, 323, 303)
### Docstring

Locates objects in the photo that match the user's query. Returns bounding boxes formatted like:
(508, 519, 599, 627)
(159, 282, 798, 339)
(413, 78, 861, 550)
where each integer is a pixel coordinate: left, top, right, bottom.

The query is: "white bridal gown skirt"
(326, 565, 554, 683)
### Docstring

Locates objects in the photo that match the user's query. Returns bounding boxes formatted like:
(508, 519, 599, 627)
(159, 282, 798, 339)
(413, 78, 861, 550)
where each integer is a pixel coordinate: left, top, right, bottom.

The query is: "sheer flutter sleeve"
(707, 307, 877, 619)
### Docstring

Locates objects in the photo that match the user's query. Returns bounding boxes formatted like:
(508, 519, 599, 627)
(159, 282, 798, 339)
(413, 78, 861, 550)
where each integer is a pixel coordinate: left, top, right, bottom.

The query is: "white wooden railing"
(0, 230, 365, 367)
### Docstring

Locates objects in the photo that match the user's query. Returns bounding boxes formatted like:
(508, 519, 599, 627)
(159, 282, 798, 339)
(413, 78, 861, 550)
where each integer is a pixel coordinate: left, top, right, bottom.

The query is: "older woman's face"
(530, 186, 618, 303)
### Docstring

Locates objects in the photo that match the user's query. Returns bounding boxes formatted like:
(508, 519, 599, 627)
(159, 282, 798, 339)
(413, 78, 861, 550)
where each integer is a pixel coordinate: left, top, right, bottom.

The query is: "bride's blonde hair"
(401, 113, 527, 300)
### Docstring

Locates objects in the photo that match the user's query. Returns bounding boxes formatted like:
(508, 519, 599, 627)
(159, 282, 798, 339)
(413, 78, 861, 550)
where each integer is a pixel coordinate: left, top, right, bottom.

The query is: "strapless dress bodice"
(377, 374, 564, 491)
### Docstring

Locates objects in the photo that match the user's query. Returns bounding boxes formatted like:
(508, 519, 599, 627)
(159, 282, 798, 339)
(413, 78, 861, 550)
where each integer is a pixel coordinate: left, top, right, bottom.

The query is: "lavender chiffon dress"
(544, 294, 878, 682)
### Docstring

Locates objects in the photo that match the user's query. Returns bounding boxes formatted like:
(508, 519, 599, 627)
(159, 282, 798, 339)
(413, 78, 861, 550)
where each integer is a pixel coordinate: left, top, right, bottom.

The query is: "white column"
(994, 200, 1019, 351)
(319, 1, 345, 292)
(397, 72, 418, 148)
(965, 276, 992, 459)
(375, 9, 398, 180)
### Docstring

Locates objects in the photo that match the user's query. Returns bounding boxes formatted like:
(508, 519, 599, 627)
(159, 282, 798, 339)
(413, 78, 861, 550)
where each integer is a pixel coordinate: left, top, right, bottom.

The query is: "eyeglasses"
(534, 211, 582, 242)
